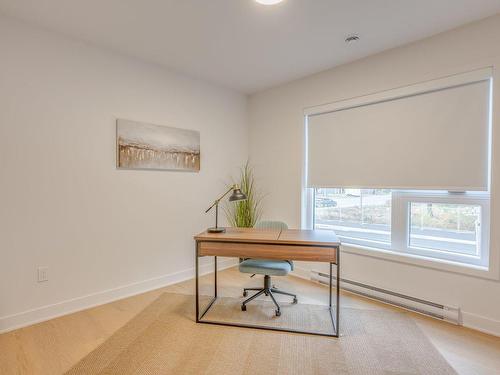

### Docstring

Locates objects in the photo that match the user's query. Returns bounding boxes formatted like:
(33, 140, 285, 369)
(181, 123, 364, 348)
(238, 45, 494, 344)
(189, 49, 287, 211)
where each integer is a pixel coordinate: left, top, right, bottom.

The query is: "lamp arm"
(205, 184, 237, 213)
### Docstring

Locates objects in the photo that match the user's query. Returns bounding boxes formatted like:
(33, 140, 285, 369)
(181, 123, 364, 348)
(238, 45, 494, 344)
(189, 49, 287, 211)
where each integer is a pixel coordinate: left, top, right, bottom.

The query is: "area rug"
(202, 296, 336, 335)
(66, 293, 457, 374)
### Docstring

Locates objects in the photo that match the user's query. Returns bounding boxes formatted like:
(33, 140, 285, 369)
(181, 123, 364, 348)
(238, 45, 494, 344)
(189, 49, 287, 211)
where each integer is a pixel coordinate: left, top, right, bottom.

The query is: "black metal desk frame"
(195, 240, 340, 338)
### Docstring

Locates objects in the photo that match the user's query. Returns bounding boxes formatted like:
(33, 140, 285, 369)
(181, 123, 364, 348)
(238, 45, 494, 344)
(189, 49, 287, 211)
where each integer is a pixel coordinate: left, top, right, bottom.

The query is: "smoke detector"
(345, 34, 360, 43)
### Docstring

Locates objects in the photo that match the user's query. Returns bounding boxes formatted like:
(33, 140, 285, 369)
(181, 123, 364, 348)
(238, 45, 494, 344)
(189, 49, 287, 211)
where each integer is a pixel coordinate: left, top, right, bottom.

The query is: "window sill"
(340, 242, 499, 280)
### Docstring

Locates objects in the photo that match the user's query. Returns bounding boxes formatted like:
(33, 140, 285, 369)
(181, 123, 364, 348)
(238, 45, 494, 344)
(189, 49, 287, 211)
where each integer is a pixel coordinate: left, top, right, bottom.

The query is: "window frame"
(302, 67, 496, 278)
(391, 190, 490, 267)
(307, 188, 491, 270)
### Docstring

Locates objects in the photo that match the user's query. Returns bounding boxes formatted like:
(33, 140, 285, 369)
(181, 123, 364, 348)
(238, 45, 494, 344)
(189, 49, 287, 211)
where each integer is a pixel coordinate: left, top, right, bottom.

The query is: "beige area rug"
(203, 296, 336, 335)
(66, 293, 457, 375)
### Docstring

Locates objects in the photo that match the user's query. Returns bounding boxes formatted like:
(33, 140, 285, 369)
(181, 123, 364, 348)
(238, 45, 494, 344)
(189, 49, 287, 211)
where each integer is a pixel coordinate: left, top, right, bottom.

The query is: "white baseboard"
(0, 258, 238, 334)
(292, 266, 500, 337)
(461, 311, 500, 337)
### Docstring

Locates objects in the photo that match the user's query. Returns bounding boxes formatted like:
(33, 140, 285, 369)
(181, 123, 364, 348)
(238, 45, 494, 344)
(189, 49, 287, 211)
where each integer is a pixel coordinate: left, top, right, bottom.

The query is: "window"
(408, 202, 480, 256)
(314, 189, 391, 249)
(312, 189, 490, 267)
(305, 69, 493, 270)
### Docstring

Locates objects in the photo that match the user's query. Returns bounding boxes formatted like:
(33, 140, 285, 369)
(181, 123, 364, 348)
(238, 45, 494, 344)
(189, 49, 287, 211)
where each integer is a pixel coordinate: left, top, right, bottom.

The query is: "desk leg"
(328, 248, 340, 337)
(336, 247, 340, 335)
(196, 241, 218, 322)
(214, 255, 218, 298)
(329, 262, 332, 308)
(195, 241, 199, 322)
(328, 262, 336, 336)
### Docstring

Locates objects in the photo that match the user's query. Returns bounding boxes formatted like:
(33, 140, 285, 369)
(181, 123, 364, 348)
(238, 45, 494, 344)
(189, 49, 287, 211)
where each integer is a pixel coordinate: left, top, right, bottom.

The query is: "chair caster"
(275, 310, 281, 317)
(293, 297, 298, 304)
(243, 291, 248, 297)
(241, 304, 247, 311)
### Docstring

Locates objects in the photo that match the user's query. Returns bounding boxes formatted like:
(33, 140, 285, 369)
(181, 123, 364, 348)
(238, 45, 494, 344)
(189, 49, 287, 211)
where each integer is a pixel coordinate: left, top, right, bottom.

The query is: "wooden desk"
(194, 227, 341, 337)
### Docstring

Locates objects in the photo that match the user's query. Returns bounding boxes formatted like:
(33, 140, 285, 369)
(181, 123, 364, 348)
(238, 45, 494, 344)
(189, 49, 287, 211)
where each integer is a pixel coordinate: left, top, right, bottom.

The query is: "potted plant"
(225, 161, 263, 228)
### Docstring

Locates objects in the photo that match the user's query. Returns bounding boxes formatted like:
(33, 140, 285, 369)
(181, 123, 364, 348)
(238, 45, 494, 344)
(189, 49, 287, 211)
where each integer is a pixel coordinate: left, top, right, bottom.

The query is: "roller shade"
(306, 70, 491, 191)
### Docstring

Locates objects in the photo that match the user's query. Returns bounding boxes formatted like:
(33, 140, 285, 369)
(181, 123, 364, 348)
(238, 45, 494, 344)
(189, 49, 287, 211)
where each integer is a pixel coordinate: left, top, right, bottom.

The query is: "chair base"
(242, 275, 297, 316)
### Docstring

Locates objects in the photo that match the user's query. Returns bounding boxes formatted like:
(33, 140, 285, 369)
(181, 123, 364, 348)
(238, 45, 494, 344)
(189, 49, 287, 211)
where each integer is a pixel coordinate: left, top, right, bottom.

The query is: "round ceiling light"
(255, 0, 284, 5)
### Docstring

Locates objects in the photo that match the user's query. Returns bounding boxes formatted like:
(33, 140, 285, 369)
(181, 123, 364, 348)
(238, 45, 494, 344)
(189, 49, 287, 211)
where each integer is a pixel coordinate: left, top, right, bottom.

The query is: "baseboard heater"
(310, 270, 460, 324)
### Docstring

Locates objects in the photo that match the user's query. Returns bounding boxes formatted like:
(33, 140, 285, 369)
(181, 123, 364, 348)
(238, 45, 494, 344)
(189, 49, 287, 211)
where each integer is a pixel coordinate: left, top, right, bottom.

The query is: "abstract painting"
(116, 119, 200, 171)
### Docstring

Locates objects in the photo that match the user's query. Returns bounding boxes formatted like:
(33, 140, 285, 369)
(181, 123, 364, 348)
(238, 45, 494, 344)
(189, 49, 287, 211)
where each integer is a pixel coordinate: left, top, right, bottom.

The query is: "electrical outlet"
(37, 267, 49, 282)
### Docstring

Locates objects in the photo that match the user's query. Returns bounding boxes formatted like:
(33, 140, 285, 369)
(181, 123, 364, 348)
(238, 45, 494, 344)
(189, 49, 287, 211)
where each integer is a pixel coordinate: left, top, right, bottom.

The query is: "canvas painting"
(117, 119, 200, 171)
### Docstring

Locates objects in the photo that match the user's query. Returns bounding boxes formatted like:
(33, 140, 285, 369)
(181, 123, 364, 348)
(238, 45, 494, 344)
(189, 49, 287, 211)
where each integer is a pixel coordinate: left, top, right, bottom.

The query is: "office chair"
(239, 221, 297, 317)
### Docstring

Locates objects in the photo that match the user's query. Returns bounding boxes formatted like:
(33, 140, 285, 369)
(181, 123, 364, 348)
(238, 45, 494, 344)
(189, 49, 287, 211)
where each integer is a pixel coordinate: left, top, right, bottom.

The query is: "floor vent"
(310, 270, 460, 324)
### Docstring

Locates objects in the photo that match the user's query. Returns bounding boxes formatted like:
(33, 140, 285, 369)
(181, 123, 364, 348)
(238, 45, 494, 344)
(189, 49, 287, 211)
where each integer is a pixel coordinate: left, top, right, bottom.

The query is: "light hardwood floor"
(1, 267, 499, 375)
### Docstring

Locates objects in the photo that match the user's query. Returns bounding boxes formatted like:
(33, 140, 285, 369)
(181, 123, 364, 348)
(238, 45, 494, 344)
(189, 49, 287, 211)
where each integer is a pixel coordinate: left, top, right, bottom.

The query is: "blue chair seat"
(239, 259, 291, 276)
(239, 221, 297, 317)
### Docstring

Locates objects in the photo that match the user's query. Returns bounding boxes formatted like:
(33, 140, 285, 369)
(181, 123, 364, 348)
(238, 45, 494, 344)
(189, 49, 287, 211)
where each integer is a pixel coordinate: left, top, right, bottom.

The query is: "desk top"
(194, 227, 340, 247)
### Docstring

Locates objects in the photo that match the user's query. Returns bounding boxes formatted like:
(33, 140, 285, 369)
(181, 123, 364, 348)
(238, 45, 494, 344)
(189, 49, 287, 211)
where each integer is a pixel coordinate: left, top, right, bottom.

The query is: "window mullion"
(390, 192, 407, 253)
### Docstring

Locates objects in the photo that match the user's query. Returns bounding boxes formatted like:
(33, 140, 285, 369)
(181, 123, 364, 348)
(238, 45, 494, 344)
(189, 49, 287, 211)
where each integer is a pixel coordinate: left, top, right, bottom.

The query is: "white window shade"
(306, 70, 491, 191)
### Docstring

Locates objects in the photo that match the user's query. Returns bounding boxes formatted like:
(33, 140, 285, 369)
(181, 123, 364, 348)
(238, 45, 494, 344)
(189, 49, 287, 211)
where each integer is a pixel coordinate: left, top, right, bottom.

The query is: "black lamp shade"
(228, 188, 247, 202)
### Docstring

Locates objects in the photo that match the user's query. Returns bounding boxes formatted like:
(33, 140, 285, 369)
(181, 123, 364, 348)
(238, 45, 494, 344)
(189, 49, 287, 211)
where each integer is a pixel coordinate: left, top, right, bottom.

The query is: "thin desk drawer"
(198, 241, 337, 263)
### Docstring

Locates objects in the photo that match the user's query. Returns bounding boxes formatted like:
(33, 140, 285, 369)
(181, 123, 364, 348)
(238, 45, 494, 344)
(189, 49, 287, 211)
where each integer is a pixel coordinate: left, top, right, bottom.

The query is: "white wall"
(0, 16, 247, 331)
(249, 14, 500, 336)
(2, 11, 500, 337)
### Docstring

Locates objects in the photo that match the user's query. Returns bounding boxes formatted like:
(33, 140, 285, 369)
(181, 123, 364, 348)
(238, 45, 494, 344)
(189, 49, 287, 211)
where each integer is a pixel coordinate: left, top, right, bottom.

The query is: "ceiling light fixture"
(255, 0, 284, 5)
(345, 34, 360, 43)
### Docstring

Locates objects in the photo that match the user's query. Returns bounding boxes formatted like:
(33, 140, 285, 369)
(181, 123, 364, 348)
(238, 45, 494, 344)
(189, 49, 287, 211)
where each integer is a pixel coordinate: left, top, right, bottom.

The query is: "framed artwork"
(116, 119, 200, 171)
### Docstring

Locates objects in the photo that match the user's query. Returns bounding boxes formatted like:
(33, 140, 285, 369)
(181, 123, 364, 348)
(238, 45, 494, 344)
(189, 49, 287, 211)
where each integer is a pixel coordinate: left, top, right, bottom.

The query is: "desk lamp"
(205, 184, 247, 233)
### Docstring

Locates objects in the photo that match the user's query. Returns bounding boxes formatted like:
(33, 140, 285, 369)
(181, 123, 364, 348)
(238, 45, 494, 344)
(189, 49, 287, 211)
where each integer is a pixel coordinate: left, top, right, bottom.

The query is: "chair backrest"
(252, 221, 293, 269)
(254, 221, 288, 231)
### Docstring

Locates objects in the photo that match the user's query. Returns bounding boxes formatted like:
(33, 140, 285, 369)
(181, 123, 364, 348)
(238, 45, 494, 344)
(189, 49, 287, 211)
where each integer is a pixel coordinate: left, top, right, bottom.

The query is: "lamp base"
(207, 227, 226, 233)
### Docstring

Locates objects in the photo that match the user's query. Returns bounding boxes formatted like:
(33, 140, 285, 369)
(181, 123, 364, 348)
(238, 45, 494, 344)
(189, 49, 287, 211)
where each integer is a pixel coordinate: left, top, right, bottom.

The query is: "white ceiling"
(1, 0, 500, 94)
